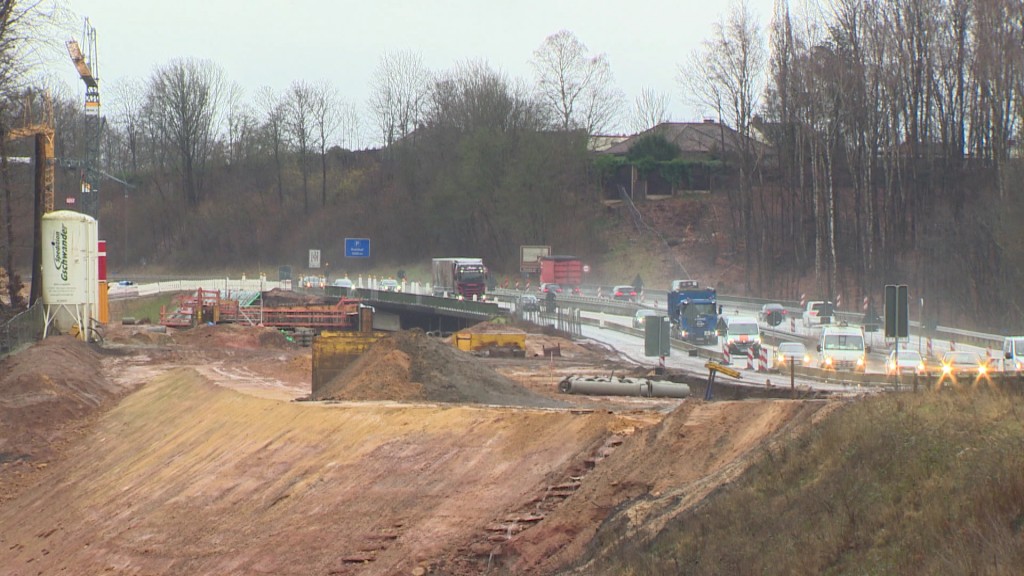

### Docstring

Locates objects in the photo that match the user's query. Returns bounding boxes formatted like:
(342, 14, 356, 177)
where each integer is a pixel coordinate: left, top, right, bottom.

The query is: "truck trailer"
(432, 258, 487, 300)
(667, 280, 718, 344)
(539, 256, 582, 293)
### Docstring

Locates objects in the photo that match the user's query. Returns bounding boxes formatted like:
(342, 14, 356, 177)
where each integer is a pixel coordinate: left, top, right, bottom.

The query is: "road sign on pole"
(308, 249, 321, 269)
(344, 238, 370, 258)
(644, 316, 671, 358)
(884, 284, 908, 339)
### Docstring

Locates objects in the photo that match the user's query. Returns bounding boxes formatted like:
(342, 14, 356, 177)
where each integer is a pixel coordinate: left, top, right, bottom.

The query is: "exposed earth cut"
(0, 321, 836, 575)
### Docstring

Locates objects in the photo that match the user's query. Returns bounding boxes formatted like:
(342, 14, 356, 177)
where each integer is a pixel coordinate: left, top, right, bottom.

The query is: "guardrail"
(341, 287, 502, 318)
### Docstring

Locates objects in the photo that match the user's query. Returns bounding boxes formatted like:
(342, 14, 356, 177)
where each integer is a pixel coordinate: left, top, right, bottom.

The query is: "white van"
(802, 301, 835, 328)
(717, 315, 762, 356)
(1002, 336, 1024, 373)
(817, 325, 867, 371)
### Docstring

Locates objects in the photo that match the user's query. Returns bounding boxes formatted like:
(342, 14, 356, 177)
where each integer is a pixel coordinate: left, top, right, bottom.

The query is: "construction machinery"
(66, 18, 102, 218)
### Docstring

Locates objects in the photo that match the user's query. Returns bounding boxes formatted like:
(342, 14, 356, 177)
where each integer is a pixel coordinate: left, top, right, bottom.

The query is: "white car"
(885, 349, 927, 376)
(802, 301, 834, 327)
(332, 278, 354, 288)
(379, 279, 400, 292)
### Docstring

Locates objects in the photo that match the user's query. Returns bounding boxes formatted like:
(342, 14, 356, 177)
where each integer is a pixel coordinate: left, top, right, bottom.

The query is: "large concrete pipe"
(558, 376, 690, 398)
(559, 376, 647, 396)
(646, 381, 691, 398)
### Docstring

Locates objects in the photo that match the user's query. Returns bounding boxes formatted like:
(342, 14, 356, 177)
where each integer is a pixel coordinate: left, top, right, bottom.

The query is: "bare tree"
(256, 86, 287, 205)
(335, 98, 362, 151)
(225, 82, 259, 168)
(368, 49, 431, 147)
(145, 57, 228, 206)
(310, 81, 340, 208)
(629, 87, 670, 132)
(681, 0, 766, 292)
(427, 60, 544, 133)
(109, 78, 146, 173)
(284, 80, 315, 213)
(531, 29, 623, 134)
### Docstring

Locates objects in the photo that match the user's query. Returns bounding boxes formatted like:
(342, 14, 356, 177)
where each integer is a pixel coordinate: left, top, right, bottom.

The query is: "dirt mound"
(261, 287, 325, 307)
(0, 336, 127, 503)
(454, 320, 527, 334)
(170, 322, 297, 350)
(320, 329, 570, 408)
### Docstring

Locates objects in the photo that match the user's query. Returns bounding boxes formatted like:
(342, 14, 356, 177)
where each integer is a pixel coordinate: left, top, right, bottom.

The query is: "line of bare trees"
(0, 30, 622, 278)
(685, 0, 1022, 329)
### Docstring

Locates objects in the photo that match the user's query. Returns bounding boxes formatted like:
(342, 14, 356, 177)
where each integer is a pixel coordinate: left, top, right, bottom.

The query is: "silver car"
(633, 309, 660, 328)
(774, 342, 809, 369)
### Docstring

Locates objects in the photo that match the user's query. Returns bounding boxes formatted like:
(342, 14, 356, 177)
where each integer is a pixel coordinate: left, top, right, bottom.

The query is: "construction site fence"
(0, 301, 44, 359)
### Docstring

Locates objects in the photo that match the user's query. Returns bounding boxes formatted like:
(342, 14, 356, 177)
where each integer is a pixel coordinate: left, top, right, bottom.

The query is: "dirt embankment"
(0, 323, 835, 575)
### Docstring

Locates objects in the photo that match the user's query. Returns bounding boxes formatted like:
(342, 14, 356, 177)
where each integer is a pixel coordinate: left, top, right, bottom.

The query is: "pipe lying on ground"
(558, 375, 690, 398)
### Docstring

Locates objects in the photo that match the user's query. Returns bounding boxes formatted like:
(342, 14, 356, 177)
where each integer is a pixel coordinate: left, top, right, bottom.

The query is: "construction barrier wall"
(452, 331, 526, 352)
(311, 331, 387, 398)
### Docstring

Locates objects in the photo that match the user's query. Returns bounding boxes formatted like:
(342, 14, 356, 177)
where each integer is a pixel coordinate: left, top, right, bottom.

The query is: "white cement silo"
(41, 210, 98, 340)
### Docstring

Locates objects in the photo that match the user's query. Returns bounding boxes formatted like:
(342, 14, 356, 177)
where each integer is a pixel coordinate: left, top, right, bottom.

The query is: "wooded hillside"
(0, 0, 1022, 332)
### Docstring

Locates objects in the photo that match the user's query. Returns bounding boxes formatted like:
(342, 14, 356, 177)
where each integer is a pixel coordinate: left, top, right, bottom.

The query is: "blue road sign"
(345, 238, 370, 258)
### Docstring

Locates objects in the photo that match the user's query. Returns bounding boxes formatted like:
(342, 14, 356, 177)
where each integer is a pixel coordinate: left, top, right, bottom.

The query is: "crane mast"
(66, 17, 101, 218)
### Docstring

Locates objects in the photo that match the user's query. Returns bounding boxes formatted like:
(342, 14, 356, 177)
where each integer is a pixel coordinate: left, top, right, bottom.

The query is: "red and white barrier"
(759, 347, 769, 372)
(927, 337, 933, 358)
(723, 343, 731, 365)
(950, 339, 956, 351)
(746, 348, 755, 370)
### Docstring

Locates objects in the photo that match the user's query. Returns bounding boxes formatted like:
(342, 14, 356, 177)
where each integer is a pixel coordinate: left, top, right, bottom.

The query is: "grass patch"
(591, 393, 1024, 575)
(107, 292, 180, 325)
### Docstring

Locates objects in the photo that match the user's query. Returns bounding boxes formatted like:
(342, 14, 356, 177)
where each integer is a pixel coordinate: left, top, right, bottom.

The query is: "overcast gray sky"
(58, 0, 778, 145)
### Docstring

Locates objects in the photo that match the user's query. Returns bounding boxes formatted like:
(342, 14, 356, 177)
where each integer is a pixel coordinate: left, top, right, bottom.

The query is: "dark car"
(519, 294, 540, 312)
(612, 285, 637, 302)
(760, 303, 787, 327)
(539, 283, 562, 294)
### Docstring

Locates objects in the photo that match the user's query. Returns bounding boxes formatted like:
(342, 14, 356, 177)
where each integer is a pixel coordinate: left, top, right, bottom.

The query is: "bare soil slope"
(0, 324, 835, 575)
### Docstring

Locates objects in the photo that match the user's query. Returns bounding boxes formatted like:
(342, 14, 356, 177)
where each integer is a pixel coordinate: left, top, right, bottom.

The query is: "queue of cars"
(303, 273, 1018, 382)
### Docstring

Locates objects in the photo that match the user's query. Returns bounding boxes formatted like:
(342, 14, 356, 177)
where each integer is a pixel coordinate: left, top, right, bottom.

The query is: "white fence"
(107, 278, 289, 300)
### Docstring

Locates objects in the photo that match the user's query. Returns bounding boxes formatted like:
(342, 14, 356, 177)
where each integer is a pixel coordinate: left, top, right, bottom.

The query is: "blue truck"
(667, 280, 718, 344)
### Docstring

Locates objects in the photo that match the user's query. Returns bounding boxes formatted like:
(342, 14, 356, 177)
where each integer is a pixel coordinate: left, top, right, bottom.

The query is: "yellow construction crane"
(66, 18, 101, 217)
(67, 37, 99, 113)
